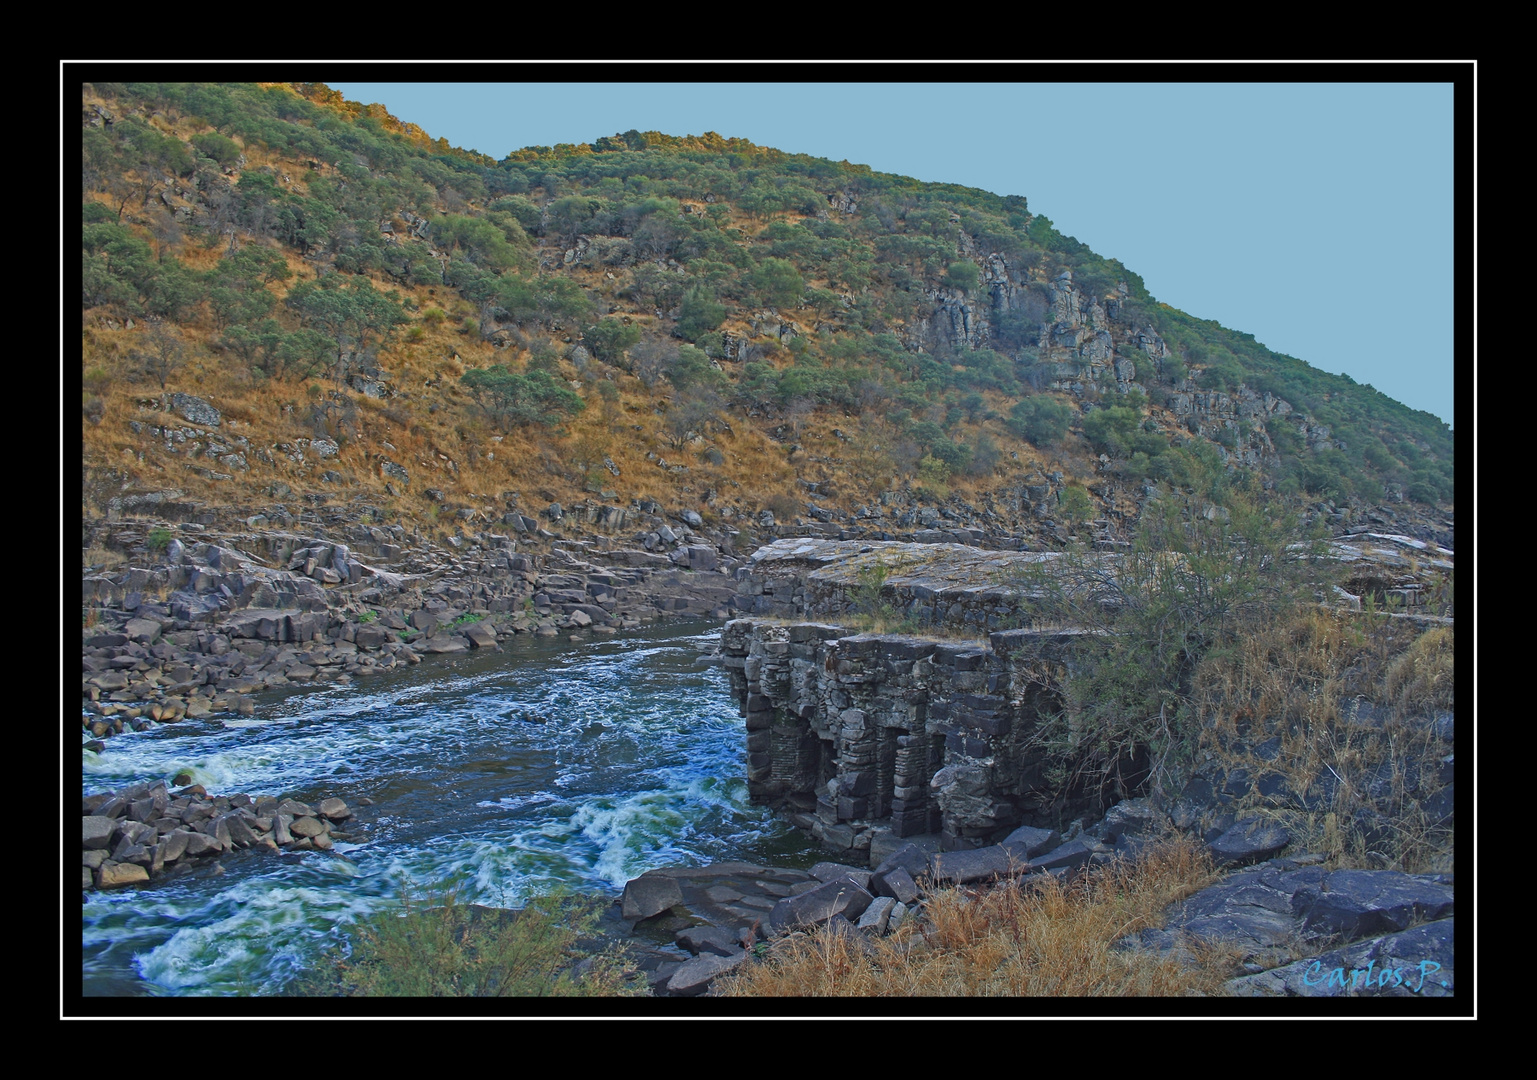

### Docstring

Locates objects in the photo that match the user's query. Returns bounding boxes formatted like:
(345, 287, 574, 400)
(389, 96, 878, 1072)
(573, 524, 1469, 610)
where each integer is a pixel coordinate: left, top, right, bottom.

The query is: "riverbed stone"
(98, 861, 150, 888)
(83, 816, 116, 850)
(764, 877, 873, 934)
(289, 815, 327, 839)
(317, 797, 352, 820)
(665, 949, 746, 996)
(622, 872, 685, 922)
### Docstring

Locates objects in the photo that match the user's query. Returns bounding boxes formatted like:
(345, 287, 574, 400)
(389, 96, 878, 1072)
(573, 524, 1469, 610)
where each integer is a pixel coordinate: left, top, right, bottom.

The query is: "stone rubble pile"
(80, 779, 358, 891)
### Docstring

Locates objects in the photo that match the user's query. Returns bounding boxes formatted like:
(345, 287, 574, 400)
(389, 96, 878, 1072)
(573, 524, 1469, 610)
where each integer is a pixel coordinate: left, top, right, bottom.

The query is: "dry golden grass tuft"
(716, 837, 1237, 998)
(1191, 606, 1454, 874)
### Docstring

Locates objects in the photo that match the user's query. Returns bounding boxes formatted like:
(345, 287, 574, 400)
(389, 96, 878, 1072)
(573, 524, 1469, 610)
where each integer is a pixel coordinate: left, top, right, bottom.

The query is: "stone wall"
(721, 617, 1098, 860)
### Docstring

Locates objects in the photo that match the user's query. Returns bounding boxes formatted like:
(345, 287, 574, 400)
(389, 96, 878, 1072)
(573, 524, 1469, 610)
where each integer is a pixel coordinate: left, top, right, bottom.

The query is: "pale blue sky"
(330, 78, 1459, 427)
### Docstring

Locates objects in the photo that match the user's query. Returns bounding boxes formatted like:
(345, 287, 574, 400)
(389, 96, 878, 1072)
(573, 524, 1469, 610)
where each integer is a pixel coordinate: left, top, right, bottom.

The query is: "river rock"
(98, 861, 150, 888)
(764, 877, 873, 934)
(83, 816, 116, 850)
(317, 797, 351, 820)
(462, 621, 497, 648)
(665, 949, 746, 996)
(622, 872, 684, 922)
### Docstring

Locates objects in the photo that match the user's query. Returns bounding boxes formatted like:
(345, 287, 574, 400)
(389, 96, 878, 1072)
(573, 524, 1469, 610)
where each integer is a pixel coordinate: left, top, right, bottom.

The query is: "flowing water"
(78, 621, 819, 997)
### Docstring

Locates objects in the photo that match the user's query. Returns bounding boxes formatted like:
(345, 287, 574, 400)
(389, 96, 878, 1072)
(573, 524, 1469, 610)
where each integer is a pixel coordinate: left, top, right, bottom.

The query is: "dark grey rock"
(870, 865, 921, 905)
(1002, 825, 1061, 858)
(675, 925, 742, 957)
(765, 877, 873, 933)
(621, 872, 684, 922)
(1292, 869, 1455, 940)
(1209, 817, 1291, 866)
(82, 816, 117, 850)
(809, 862, 871, 889)
(1228, 918, 1455, 997)
(665, 949, 746, 996)
(930, 844, 1030, 885)
(1027, 838, 1097, 873)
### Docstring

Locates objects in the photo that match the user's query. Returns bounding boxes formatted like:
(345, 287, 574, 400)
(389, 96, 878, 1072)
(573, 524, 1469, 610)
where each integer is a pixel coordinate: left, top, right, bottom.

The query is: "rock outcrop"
(81, 779, 360, 891)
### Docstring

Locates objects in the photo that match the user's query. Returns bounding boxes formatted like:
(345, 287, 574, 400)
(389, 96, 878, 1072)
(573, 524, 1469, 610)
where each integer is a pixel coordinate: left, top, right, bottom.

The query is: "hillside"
(78, 80, 1456, 550)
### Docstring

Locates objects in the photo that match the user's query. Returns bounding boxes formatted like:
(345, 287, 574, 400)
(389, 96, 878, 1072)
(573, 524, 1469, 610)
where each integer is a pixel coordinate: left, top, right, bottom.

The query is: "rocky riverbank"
(80, 779, 360, 891)
(80, 509, 748, 738)
(607, 797, 1456, 998)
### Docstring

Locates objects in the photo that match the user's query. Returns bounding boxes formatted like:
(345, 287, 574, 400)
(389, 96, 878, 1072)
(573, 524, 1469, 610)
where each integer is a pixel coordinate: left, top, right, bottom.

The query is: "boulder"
(167, 393, 221, 428)
(461, 621, 498, 648)
(765, 877, 873, 933)
(97, 862, 150, 889)
(622, 872, 684, 922)
(316, 797, 352, 821)
(665, 949, 746, 996)
(1209, 817, 1291, 866)
(82, 816, 117, 850)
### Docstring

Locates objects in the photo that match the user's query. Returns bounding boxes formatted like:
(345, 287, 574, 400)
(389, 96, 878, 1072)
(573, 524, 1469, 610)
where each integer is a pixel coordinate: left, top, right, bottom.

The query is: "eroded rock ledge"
(722, 616, 1095, 860)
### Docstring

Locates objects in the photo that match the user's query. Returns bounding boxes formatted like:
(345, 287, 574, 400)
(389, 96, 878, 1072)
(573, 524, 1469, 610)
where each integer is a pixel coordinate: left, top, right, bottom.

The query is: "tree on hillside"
(750, 258, 804, 308)
(286, 274, 408, 383)
(460, 365, 586, 432)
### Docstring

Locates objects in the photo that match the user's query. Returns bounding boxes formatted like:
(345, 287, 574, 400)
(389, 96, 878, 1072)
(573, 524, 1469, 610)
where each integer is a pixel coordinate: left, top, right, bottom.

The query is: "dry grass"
(82, 544, 128, 571)
(1191, 606, 1454, 874)
(716, 837, 1237, 997)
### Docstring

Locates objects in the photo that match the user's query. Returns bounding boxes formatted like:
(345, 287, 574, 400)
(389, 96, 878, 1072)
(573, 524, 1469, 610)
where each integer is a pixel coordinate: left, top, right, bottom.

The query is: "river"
(78, 620, 820, 997)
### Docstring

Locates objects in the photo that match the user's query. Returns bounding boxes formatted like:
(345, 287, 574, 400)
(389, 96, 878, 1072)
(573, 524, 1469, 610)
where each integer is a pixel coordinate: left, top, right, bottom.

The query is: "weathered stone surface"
(1227, 919, 1455, 997)
(1208, 817, 1291, 866)
(871, 865, 921, 905)
(1026, 838, 1097, 873)
(857, 896, 897, 935)
(765, 877, 873, 933)
(675, 925, 741, 957)
(98, 861, 150, 888)
(167, 393, 221, 428)
(809, 862, 871, 889)
(665, 949, 746, 996)
(316, 797, 352, 820)
(930, 844, 1031, 885)
(1292, 869, 1454, 939)
(622, 873, 685, 922)
(288, 815, 327, 839)
(83, 816, 117, 850)
(462, 621, 498, 648)
(1002, 825, 1061, 858)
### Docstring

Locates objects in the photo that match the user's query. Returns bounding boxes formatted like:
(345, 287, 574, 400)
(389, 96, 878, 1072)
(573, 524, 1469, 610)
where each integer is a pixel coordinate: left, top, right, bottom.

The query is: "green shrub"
(1008, 396, 1073, 447)
(1017, 496, 1330, 804)
(1055, 486, 1091, 525)
(146, 527, 172, 553)
(313, 885, 643, 998)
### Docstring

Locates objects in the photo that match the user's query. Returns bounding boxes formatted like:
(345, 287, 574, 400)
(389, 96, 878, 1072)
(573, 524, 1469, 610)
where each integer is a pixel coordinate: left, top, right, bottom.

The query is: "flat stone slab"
(1129, 859, 1456, 980)
(1227, 918, 1455, 997)
(665, 949, 747, 996)
(1292, 869, 1455, 939)
(929, 844, 1032, 885)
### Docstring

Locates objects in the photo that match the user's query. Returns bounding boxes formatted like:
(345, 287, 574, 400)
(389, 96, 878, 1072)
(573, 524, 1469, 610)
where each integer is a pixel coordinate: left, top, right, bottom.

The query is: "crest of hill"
(78, 79, 1453, 543)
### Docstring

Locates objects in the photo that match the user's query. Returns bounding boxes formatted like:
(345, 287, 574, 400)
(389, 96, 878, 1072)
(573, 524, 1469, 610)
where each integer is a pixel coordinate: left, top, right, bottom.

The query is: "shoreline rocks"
(80, 780, 360, 892)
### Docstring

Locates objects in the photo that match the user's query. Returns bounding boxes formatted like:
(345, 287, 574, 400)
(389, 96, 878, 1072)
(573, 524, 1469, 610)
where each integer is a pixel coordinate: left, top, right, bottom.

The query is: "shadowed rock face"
(721, 613, 1098, 859)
